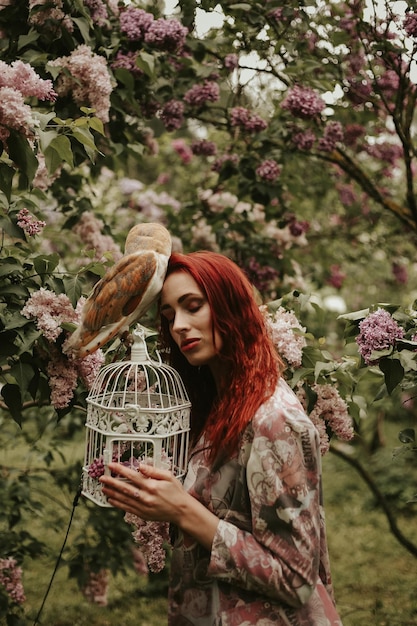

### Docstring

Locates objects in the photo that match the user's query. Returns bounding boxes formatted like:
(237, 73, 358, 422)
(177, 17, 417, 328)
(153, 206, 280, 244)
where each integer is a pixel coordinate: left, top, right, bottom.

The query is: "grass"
(2, 418, 417, 626)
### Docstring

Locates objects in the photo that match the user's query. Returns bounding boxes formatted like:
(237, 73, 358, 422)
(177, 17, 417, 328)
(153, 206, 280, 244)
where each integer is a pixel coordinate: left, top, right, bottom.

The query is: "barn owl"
(65, 222, 172, 358)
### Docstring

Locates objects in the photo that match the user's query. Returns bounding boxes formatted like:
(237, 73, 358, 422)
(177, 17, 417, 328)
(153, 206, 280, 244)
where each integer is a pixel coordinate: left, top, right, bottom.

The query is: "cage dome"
(82, 325, 191, 507)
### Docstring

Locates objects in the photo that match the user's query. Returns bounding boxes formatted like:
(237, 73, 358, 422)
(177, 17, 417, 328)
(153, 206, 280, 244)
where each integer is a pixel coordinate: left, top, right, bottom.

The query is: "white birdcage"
(82, 325, 191, 507)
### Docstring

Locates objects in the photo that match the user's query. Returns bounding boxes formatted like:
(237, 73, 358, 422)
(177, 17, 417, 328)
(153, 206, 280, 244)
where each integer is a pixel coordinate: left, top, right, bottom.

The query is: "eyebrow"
(160, 292, 202, 312)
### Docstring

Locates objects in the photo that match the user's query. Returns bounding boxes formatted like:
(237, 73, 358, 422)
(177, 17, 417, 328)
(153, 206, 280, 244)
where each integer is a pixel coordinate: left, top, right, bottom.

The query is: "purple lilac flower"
(224, 53, 238, 70)
(111, 51, 143, 77)
(256, 159, 281, 181)
(160, 99, 184, 131)
(191, 139, 217, 156)
(144, 18, 188, 53)
(183, 81, 220, 107)
(119, 7, 154, 40)
(245, 257, 279, 293)
(211, 152, 239, 172)
(281, 85, 325, 119)
(230, 107, 267, 133)
(291, 129, 316, 150)
(403, 12, 417, 37)
(356, 308, 404, 365)
(392, 262, 408, 285)
(318, 121, 344, 152)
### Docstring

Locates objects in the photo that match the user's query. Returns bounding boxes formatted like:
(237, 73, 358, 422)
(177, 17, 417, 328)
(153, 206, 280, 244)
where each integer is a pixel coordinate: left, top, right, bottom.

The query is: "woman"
(100, 251, 343, 625)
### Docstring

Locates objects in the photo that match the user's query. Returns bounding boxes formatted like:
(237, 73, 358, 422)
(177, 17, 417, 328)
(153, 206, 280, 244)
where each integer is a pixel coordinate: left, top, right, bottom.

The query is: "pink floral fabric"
(168, 378, 343, 625)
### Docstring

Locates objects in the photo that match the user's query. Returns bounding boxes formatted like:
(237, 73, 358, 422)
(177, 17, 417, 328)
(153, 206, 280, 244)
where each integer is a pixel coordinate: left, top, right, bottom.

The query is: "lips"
(180, 338, 200, 352)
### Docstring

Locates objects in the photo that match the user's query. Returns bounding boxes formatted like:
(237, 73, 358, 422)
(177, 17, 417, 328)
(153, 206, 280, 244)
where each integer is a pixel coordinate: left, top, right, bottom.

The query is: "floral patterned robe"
(168, 378, 343, 626)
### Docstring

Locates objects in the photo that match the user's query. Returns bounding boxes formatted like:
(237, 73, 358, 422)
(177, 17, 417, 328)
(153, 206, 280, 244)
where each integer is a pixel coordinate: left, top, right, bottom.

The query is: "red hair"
(159, 251, 283, 462)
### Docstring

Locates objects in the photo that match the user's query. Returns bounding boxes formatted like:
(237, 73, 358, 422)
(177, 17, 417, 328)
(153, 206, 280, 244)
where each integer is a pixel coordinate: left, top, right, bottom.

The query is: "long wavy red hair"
(158, 251, 283, 463)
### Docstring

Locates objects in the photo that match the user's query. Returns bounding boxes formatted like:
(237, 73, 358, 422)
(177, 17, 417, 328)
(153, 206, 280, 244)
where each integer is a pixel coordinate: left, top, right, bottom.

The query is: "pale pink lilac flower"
(263, 306, 307, 368)
(256, 159, 281, 181)
(33, 152, 61, 190)
(49, 45, 112, 123)
(0, 60, 56, 101)
(17, 208, 46, 236)
(281, 85, 325, 119)
(72, 211, 122, 262)
(191, 139, 217, 156)
(297, 384, 354, 455)
(230, 107, 267, 133)
(132, 189, 181, 220)
(81, 568, 110, 606)
(131, 546, 149, 576)
(356, 308, 405, 365)
(160, 99, 184, 131)
(47, 354, 79, 409)
(183, 81, 220, 107)
(76, 349, 105, 389)
(171, 138, 193, 164)
(22, 288, 78, 342)
(0, 87, 37, 141)
(120, 6, 154, 40)
(0, 557, 26, 605)
(318, 121, 344, 152)
(144, 18, 188, 53)
(191, 218, 219, 250)
(125, 513, 170, 573)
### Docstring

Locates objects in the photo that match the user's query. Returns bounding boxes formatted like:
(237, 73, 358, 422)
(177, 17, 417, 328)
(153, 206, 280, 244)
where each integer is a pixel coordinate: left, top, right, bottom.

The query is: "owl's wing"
(81, 251, 158, 332)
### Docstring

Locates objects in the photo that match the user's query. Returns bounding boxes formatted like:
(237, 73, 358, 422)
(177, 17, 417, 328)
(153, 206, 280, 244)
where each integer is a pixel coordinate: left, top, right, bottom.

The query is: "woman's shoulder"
(252, 377, 316, 437)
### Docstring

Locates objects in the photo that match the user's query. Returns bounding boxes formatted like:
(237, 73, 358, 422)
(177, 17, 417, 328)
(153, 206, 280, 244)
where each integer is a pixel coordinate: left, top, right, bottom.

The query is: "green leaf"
(9, 362, 35, 395)
(44, 135, 74, 172)
(0, 163, 15, 200)
(1, 383, 23, 425)
(6, 131, 39, 184)
(398, 428, 415, 444)
(136, 52, 156, 78)
(378, 357, 404, 394)
(33, 253, 60, 276)
(72, 16, 92, 44)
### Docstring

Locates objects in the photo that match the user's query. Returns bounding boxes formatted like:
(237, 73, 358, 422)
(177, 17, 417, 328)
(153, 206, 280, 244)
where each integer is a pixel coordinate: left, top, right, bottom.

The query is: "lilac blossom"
(230, 106, 268, 133)
(119, 6, 154, 40)
(296, 384, 354, 455)
(356, 308, 405, 365)
(326, 264, 346, 289)
(160, 99, 184, 131)
(84, 0, 108, 26)
(28, 0, 74, 33)
(22, 288, 78, 342)
(171, 138, 193, 164)
(343, 123, 365, 147)
(403, 12, 417, 37)
(263, 306, 307, 368)
(318, 121, 344, 152)
(144, 18, 188, 53)
(392, 262, 408, 285)
(245, 257, 279, 294)
(224, 53, 239, 70)
(364, 141, 403, 166)
(46, 354, 79, 408)
(211, 152, 239, 172)
(191, 139, 217, 156)
(0, 87, 37, 141)
(0, 557, 26, 605)
(291, 129, 316, 151)
(72, 211, 122, 262)
(111, 51, 143, 77)
(0, 60, 56, 101)
(17, 208, 46, 236)
(81, 568, 110, 606)
(183, 81, 220, 107)
(336, 182, 357, 206)
(281, 85, 325, 119)
(256, 159, 281, 182)
(50, 45, 113, 123)
(77, 349, 105, 389)
(125, 513, 170, 573)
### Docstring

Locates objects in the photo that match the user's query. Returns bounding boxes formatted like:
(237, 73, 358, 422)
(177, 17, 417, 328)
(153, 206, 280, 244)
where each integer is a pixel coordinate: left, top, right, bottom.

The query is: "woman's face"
(160, 271, 223, 370)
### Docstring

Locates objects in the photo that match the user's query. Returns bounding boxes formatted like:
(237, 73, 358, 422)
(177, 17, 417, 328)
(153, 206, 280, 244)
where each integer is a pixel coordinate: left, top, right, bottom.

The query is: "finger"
(107, 462, 142, 483)
(138, 463, 172, 480)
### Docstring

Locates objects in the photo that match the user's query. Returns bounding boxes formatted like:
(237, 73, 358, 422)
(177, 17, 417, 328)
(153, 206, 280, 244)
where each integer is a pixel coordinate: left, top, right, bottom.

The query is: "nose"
(171, 310, 190, 334)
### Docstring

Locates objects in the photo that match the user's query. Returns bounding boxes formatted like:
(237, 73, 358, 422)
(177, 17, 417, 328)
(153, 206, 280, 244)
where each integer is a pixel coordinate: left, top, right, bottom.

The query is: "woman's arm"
(99, 462, 219, 550)
(207, 401, 324, 608)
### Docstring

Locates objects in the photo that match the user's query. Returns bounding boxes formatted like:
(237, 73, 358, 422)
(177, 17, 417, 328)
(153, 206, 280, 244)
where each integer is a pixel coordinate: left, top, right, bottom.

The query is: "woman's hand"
(99, 462, 187, 524)
(99, 462, 220, 551)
